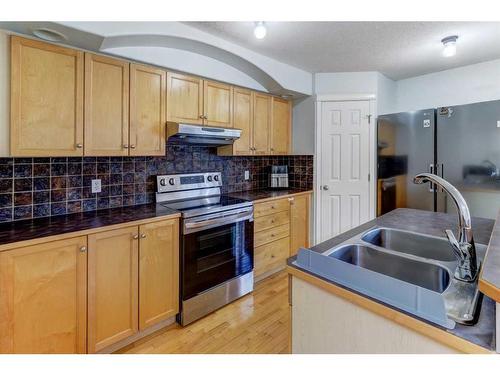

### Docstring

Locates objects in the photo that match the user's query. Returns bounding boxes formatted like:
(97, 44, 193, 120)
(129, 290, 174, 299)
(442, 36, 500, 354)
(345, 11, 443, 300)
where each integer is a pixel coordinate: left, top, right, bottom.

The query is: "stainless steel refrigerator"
(377, 99, 500, 220)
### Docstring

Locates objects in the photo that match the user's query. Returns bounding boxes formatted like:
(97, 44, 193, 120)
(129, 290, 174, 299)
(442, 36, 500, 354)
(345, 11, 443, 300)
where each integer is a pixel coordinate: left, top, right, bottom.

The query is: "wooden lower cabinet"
(0, 237, 87, 354)
(139, 219, 179, 330)
(290, 194, 311, 256)
(87, 226, 139, 353)
(253, 193, 311, 281)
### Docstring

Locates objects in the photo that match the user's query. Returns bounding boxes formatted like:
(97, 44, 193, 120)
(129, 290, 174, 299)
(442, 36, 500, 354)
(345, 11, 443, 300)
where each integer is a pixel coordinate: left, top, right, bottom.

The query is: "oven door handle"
(184, 211, 253, 233)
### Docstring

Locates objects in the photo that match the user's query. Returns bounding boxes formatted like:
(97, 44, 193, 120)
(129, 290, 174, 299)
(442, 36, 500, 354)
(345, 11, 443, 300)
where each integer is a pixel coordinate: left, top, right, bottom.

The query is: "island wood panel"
(166, 72, 203, 124)
(139, 219, 179, 330)
(0, 236, 87, 353)
(129, 64, 166, 156)
(289, 193, 310, 256)
(203, 80, 233, 128)
(10, 36, 84, 156)
(253, 93, 271, 155)
(271, 97, 291, 155)
(288, 266, 491, 354)
(84, 53, 129, 156)
(87, 226, 139, 353)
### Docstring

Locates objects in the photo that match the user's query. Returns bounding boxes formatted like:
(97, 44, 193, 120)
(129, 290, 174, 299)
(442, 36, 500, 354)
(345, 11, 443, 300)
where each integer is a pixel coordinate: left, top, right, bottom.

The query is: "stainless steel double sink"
(322, 227, 487, 325)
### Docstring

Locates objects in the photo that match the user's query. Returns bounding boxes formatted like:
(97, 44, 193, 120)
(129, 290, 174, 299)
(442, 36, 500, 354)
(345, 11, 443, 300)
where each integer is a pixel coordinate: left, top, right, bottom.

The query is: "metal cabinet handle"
(76, 143, 83, 149)
(79, 246, 87, 252)
(123, 144, 129, 149)
(133, 234, 139, 240)
(288, 197, 294, 201)
(130, 144, 136, 149)
(271, 148, 274, 151)
(140, 233, 146, 239)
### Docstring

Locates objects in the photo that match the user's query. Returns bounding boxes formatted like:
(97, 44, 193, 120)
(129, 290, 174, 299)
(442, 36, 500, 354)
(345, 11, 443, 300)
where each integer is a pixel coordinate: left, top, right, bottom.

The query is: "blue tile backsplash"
(0, 145, 313, 222)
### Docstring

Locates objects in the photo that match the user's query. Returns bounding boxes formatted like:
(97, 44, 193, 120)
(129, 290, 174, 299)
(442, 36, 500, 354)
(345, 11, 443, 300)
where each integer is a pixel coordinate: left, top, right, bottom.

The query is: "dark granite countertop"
(480, 210, 500, 302)
(288, 208, 496, 352)
(0, 204, 180, 249)
(229, 188, 312, 202)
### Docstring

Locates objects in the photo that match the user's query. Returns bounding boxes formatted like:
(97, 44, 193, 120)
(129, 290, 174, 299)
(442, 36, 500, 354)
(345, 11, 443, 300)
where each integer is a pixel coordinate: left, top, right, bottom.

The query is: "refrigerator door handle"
(428, 163, 435, 192)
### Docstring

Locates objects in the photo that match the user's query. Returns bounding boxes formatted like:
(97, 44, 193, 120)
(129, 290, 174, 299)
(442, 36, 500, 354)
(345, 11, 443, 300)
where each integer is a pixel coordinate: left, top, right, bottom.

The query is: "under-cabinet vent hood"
(167, 123, 241, 146)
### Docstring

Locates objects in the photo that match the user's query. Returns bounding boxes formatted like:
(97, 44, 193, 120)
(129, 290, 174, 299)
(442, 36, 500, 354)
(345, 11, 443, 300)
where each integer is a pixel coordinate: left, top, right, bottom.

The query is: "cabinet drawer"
(254, 210, 290, 232)
(254, 198, 289, 218)
(254, 237, 290, 279)
(254, 224, 289, 248)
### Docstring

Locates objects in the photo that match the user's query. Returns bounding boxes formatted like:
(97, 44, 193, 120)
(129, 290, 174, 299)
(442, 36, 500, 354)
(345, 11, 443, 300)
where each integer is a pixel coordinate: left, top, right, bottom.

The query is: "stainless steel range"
(156, 172, 254, 326)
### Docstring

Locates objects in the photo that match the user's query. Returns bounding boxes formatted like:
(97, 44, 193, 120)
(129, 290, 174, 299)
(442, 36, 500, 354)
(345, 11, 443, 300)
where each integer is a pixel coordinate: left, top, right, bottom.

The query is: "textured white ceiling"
(185, 22, 500, 80)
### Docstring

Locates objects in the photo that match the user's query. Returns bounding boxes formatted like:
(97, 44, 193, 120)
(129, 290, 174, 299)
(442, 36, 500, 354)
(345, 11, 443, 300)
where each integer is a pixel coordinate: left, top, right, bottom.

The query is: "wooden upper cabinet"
(253, 93, 271, 155)
(10, 36, 84, 156)
(231, 88, 253, 154)
(0, 236, 87, 354)
(271, 97, 291, 155)
(203, 80, 233, 128)
(84, 53, 129, 156)
(130, 64, 166, 156)
(139, 219, 179, 330)
(167, 72, 203, 124)
(87, 226, 138, 353)
(290, 194, 311, 257)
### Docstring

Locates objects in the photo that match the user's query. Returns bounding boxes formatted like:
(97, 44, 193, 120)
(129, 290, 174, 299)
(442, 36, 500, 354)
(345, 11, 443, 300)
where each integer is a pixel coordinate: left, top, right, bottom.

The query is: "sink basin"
(361, 227, 456, 262)
(329, 244, 451, 293)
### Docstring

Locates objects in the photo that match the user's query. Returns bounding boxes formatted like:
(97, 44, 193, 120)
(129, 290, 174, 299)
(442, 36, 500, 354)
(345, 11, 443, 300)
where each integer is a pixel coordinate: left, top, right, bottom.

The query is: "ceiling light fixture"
(32, 28, 68, 43)
(254, 22, 267, 40)
(441, 35, 458, 57)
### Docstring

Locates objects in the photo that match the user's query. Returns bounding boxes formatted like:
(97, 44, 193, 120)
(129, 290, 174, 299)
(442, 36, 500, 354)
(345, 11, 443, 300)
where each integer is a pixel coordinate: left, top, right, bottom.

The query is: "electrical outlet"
(244, 170, 250, 180)
(91, 179, 101, 193)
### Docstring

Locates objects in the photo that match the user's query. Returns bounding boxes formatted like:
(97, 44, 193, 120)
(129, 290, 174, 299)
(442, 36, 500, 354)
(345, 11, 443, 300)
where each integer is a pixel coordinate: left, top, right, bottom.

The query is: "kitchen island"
(287, 208, 497, 354)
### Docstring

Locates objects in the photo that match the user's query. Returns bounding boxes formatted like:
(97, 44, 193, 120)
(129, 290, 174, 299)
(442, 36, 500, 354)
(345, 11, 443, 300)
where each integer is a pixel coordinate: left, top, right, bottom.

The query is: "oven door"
(181, 207, 254, 300)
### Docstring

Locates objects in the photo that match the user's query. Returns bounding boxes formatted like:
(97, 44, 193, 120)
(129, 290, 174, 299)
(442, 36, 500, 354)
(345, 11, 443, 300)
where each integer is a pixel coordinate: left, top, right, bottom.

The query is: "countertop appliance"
(269, 165, 289, 189)
(377, 99, 500, 219)
(167, 123, 241, 146)
(156, 172, 254, 326)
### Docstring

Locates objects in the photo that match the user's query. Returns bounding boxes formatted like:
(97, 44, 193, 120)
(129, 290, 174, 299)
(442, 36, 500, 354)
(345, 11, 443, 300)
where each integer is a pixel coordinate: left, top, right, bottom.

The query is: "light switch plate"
(244, 170, 250, 180)
(91, 179, 101, 193)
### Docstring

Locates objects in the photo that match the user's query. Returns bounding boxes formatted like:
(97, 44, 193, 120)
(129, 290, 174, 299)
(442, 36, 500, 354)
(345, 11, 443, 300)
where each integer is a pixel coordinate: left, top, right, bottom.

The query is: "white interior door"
(319, 100, 371, 242)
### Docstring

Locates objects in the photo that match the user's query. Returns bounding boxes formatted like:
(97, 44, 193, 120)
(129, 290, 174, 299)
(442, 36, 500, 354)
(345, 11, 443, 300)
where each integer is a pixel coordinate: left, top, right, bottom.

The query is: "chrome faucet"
(413, 173, 478, 282)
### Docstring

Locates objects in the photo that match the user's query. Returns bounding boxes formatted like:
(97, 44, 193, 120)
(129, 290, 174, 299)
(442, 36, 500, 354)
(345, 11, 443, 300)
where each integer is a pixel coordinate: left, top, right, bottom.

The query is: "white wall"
(314, 72, 379, 95)
(377, 73, 397, 115)
(396, 58, 500, 112)
(292, 96, 315, 155)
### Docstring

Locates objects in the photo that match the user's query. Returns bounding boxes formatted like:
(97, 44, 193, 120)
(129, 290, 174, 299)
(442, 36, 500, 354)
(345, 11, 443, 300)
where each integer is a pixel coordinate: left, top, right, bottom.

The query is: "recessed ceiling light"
(254, 22, 267, 40)
(32, 28, 68, 43)
(441, 35, 458, 57)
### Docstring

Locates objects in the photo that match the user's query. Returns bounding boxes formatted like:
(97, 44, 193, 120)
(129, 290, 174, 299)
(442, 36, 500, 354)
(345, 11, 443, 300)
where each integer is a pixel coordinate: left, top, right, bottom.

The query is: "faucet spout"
(413, 173, 478, 282)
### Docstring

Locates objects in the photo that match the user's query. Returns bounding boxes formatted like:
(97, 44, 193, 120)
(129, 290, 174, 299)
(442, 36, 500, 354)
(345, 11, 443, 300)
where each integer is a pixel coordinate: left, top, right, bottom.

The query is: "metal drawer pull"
(140, 233, 146, 239)
(133, 234, 139, 240)
(76, 143, 83, 148)
(79, 246, 87, 252)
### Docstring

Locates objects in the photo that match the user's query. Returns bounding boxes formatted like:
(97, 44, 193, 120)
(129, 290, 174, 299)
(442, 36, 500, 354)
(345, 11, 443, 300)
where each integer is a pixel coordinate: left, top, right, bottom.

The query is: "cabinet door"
(0, 237, 87, 353)
(88, 226, 138, 353)
(130, 64, 166, 156)
(271, 97, 291, 155)
(10, 36, 84, 156)
(232, 88, 253, 154)
(84, 53, 129, 156)
(253, 93, 271, 155)
(203, 80, 233, 128)
(290, 194, 310, 257)
(139, 219, 179, 330)
(167, 72, 203, 124)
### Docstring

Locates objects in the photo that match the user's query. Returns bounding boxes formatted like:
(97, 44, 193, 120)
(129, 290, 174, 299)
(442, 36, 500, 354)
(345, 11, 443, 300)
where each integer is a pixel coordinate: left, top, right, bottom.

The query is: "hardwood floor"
(117, 271, 290, 354)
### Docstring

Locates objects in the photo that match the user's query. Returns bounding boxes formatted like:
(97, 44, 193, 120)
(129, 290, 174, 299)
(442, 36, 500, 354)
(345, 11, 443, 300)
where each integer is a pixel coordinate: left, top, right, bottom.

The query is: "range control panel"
(157, 172, 222, 193)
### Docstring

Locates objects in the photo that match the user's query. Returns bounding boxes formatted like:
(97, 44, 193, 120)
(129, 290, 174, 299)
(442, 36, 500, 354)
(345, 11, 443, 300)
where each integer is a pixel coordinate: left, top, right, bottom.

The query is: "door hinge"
(367, 114, 372, 124)
(368, 173, 371, 182)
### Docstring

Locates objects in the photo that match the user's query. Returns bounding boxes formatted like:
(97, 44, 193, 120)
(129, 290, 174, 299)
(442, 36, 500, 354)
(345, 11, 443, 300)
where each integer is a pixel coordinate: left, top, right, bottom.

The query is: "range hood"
(167, 123, 241, 146)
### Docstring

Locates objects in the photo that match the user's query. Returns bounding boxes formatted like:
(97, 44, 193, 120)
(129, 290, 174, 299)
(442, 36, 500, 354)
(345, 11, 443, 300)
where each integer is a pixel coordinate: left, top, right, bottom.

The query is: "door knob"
(322, 185, 329, 190)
